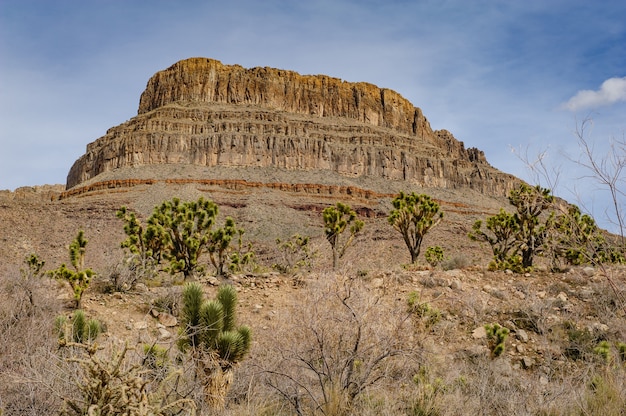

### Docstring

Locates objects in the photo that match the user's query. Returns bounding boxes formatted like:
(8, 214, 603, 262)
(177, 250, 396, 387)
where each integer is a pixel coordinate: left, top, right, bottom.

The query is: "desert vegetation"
(1, 176, 625, 415)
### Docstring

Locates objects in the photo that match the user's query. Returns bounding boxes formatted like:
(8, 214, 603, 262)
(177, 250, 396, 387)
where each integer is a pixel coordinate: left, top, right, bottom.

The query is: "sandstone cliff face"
(67, 58, 517, 195)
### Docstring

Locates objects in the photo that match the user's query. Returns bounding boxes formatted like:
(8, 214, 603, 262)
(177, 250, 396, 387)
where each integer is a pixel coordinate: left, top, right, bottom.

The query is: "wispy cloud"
(563, 76, 626, 111)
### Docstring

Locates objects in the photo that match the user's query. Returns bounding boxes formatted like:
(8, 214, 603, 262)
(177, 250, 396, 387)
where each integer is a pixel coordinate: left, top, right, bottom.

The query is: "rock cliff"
(66, 58, 517, 195)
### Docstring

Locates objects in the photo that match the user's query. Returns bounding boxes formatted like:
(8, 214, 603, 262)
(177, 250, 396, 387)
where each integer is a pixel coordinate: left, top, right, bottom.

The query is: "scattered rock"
(371, 278, 384, 288)
(521, 356, 534, 369)
(582, 267, 595, 277)
(472, 326, 487, 339)
(556, 292, 568, 302)
(516, 329, 529, 343)
(450, 279, 462, 290)
(158, 312, 178, 327)
(134, 321, 148, 330)
(158, 327, 172, 340)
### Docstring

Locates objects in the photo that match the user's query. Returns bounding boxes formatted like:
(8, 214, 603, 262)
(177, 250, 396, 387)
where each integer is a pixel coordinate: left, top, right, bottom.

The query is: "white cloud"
(563, 76, 626, 111)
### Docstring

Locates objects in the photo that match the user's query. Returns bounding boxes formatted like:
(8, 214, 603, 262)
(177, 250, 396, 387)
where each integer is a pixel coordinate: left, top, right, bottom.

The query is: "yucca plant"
(178, 283, 251, 408)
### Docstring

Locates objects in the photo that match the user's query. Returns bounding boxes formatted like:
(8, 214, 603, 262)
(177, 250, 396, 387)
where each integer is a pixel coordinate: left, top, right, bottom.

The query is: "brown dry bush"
(0, 266, 68, 415)
(241, 273, 422, 415)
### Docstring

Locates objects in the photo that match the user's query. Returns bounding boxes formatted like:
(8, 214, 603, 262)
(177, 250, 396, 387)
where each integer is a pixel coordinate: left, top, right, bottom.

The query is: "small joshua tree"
(274, 233, 316, 274)
(323, 202, 364, 269)
(388, 192, 443, 264)
(485, 323, 509, 358)
(207, 217, 239, 277)
(18, 254, 46, 306)
(178, 283, 251, 408)
(48, 230, 95, 308)
(469, 208, 521, 270)
(424, 246, 445, 268)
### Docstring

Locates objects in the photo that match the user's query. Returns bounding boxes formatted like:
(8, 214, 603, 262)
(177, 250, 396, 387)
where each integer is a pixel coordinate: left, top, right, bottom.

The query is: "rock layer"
(67, 58, 517, 195)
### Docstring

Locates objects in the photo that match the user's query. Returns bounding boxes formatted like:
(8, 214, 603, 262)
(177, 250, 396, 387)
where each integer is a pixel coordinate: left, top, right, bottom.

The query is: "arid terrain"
(1, 58, 624, 415)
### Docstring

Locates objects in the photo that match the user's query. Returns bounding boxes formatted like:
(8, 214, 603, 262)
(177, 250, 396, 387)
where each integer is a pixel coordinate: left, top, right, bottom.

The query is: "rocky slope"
(66, 58, 517, 196)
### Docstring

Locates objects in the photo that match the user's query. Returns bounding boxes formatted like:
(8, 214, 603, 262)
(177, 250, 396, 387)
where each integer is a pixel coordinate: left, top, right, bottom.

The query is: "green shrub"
(485, 323, 509, 358)
(424, 246, 445, 268)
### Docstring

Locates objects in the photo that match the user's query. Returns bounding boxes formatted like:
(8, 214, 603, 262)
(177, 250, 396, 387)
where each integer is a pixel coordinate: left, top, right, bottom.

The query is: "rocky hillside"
(66, 58, 517, 196)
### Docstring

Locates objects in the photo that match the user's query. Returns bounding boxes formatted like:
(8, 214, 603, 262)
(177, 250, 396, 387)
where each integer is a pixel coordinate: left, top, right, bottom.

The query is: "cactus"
(485, 323, 509, 358)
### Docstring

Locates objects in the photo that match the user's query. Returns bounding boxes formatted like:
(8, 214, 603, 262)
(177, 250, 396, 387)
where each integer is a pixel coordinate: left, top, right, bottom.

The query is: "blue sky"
(1, 1, 625, 229)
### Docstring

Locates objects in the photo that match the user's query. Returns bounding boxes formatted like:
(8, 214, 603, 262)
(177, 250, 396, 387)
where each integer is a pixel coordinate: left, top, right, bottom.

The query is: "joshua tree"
(178, 283, 251, 408)
(485, 323, 510, 358)
(145, 197, 219, 279)
(508, 183, 554, 268)
(470, 184, 555, 271)
(388, 192, 443, 264)
(469, 208, 521, 270)
(119, 197, 242, 279)
(323, 202, 364, 269)
(48, 230, 95, 308)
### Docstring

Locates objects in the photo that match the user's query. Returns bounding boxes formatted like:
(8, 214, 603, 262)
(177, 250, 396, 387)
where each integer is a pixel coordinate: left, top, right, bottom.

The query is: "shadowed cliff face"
(66, 58, 517, 195)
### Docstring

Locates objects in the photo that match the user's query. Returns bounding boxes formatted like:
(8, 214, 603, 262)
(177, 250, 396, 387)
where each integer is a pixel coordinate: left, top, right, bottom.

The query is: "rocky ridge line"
(66, 58, 517, 195)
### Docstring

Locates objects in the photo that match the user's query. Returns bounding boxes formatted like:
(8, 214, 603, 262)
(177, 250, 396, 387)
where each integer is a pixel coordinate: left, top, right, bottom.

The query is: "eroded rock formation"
(67, 58, 517, 195)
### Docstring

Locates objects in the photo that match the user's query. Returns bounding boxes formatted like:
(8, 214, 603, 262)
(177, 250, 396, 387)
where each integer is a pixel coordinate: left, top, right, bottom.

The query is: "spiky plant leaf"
(216, 285, 237, 332)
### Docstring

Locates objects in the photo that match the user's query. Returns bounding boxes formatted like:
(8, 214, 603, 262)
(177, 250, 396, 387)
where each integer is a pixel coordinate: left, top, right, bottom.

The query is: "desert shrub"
(58, 342, 196, 416)
(424, 246, 445, 268)
(408, 367, 447, 416)
(407, 291, 442, 330)
(579, 371, 626, 416)
(260, 275, 419, 414)
(0, 268, 66, 415)
(560, 321, 596, 361)
(273, 233, 316, 274)
(102, 254, 156, 293)
(441, 254, 471, 271)
(142, 343, 170, 381)
(151, 287, 182, 316)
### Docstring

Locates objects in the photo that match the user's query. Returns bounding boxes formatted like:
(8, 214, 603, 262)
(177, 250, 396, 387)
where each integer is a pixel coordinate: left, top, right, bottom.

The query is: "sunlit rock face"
(67, 57, 516, 195)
